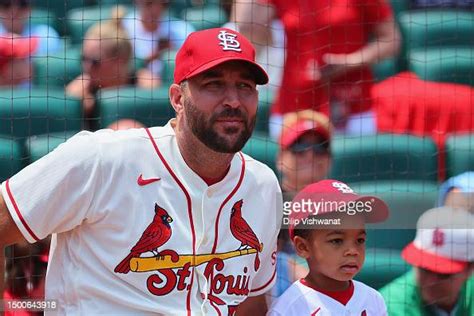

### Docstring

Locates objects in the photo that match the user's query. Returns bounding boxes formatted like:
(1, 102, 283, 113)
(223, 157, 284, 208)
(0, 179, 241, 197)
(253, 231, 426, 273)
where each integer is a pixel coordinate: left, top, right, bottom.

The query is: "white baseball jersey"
(268, 279, 387, 316)
(1, 120, 282, 315)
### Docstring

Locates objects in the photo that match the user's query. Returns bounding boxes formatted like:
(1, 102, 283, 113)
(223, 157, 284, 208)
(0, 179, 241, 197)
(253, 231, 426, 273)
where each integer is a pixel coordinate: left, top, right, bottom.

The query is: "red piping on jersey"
(209, 299, 222, 316)
(5, 179, 40, 242)
(211, 152, 245, 254)
(250, 266, 277, 293)
(145, 128, 196, 316)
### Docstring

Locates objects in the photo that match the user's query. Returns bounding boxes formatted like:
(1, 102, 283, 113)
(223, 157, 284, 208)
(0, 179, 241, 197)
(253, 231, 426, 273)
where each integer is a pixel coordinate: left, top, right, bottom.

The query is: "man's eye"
(357, 238, 366, 244)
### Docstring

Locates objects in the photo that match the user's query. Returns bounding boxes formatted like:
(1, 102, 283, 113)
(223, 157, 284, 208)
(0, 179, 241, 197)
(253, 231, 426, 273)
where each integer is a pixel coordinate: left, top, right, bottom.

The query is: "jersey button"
(207, 190, 213, 198)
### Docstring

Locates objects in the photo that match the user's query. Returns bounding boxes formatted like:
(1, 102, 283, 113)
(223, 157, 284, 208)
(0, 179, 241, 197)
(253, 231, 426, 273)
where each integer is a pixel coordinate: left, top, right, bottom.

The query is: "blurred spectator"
(222, 20, 285, 92)
(233, 0, 401, 138)
(122, 0, 195, 83)
(0, 34, 37, 87)
(438, 172, 474, 213)
(278, 110, 333, 193)
(411, 0, 474, 9)
(0, 0, 60, 55)
(272, 110, 333, 298)
(66, 6, 153, 119)
(106, 119, 145, 131)
(4, 240, 49, 316)
(380, 207, 474, 315)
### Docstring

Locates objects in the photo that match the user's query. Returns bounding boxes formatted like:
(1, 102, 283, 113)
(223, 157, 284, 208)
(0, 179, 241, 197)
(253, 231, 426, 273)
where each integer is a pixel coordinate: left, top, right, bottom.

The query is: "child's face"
(294, 215, 366, 289)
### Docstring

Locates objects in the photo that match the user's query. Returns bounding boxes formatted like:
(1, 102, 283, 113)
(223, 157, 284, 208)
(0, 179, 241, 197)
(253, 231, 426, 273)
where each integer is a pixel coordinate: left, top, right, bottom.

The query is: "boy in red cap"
(270, 179, 389, 315)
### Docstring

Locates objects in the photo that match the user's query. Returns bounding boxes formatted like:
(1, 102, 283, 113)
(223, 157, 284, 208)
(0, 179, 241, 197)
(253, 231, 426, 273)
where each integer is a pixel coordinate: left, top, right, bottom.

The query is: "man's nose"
(222, 86, 241, 109)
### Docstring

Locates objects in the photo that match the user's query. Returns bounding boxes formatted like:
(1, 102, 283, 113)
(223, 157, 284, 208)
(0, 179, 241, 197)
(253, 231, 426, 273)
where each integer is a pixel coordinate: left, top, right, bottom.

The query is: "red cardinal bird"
(114, 203, 173, 274)
(230, 199, 262, 271)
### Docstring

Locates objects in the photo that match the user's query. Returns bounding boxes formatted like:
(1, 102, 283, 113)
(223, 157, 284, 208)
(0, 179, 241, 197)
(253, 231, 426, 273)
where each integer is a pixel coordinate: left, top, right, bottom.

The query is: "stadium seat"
(398, 10, 474, 51)
(330, 134, 438, 183)
(242, 132, 279, 174)
(26, 131, 79, 163)
(96, 86, 173, 129)
(182, 5, 228, 31)
(350, 180, 438, 249)
(255, 88, 274, 134)
(356, 248, 410, 289)
(372, 58, 400, 82)
(30, 8, 59, 32)
(160, 49, 178, 85)
(407, 47, 474, 85)
(66, 5, 133, 44)
(446, 134, 474, 179)
(35, 0, 96, 35)
(0, 88, 83, 140)
(33, 46, 82, 87)
(390, 0, 409, 16)
(0, 137, 25, 182)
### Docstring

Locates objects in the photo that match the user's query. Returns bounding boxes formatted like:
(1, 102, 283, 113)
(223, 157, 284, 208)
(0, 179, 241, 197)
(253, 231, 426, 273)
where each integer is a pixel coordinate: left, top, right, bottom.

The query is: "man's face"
(181, 61, 258, 153)
(82, 39, 125, 89)
(416, 266, 472, 309)
(279, 132, 331, 190)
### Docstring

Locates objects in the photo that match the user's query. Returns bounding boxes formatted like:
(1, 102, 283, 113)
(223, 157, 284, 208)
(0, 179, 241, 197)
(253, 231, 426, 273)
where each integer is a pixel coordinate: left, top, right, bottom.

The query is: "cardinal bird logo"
(230, 199, 263, 271)
(114, 203, 173, 274)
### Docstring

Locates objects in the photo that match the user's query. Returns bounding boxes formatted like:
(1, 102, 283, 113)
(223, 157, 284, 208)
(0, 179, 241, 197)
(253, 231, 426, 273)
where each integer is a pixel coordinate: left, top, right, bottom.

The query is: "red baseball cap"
(402, 207, 474, 274)
(174, 28, 268, 85)
(288, 179, 389, 239)
(279, 111, 332, 150)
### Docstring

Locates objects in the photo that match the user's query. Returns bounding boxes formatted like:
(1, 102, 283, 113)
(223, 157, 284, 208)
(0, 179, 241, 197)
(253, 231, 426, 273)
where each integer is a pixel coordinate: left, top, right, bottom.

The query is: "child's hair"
(293, 227, 313, 240)
(84, 5, 132, 61)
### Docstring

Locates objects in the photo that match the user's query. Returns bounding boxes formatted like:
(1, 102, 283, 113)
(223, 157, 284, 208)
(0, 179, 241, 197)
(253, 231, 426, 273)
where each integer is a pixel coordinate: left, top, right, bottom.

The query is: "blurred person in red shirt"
(233, 0, 401, 138)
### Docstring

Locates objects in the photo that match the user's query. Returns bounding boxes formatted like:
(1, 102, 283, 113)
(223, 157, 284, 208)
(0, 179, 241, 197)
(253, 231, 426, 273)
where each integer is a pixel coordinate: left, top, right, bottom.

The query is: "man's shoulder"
(379, 270, 416, 298)
(242, 152, 277, 181)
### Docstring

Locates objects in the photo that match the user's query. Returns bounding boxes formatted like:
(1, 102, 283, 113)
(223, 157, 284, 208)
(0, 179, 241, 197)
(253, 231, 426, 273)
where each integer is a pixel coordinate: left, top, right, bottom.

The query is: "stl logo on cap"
(432, 228, 445, 247)
(218, 30, 242, 52)
(332, 182, 354, 194)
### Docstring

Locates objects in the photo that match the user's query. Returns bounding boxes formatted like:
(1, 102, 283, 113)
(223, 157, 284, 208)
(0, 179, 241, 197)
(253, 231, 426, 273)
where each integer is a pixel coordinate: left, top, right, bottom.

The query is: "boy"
(269, 179, 390, 315)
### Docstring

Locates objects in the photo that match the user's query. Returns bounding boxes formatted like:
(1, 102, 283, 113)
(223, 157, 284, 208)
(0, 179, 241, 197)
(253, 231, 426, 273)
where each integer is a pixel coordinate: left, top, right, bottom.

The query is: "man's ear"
(169, 83, 185, 115)
(293, 236, 311, 259)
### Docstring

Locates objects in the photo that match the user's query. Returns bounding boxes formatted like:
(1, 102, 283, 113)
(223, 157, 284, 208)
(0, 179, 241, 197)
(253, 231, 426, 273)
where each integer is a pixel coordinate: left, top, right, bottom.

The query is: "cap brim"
(280, 127, 330, 150)
(402, 242, 468, 274)
(181, 56, 269, 85)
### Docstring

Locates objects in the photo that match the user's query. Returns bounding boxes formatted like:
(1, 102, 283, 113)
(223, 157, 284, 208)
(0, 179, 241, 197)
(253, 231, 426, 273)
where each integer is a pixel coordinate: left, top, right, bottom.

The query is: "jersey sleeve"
(0, 131, 102, 243)
(248, 169, 283, 297)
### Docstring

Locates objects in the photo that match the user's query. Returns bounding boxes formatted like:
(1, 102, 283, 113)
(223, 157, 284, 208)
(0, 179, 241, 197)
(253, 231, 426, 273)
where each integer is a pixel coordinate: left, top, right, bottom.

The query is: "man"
(0, 34, 37, 87)
(0, 27, 282, 315)
(232, 0, 400, 138)
(380, 207, 474, 315)
(0, 0, 60, 55)
(272, 110, 332, 298)
(278, 110, 333, 193)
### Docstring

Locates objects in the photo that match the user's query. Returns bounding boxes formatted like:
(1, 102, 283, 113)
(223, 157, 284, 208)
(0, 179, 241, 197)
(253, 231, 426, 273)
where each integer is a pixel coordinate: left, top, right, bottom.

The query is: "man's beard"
(183, 98, 256, 153)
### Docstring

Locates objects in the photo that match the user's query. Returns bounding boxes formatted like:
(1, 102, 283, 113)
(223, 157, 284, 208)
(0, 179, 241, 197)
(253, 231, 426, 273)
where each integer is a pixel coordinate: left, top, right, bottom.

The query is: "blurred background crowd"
(0, 0, 473, 314)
